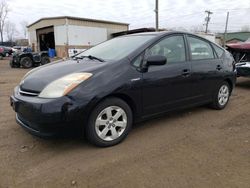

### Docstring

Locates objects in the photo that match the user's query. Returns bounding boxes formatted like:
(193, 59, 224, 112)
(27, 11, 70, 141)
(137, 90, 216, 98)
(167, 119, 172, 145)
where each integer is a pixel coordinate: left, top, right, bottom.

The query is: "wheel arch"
(224, 78, 233, 93)
(107, 93, 137, 118)
(85, 93, 138, 125)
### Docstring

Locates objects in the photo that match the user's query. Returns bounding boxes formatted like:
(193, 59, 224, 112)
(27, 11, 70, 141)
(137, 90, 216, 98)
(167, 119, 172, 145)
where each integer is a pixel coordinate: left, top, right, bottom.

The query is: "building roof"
(227, 41, 250, 50)
(218, 32, 250, 42)
(27, 16, 129, 28)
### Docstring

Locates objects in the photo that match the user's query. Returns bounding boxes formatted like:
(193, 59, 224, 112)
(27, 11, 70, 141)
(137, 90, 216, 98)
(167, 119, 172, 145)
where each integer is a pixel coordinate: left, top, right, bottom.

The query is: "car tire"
(20, 57, 33, 68)
(210, 81, 230, 110)
(85, 97, 132, 147)
(41, 56, 50, 65)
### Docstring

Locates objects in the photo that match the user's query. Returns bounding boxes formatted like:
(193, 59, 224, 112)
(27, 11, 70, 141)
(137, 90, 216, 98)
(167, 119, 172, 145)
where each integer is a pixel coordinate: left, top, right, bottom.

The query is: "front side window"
(188, 36, 214, 60)
(145, 35, 186, 64)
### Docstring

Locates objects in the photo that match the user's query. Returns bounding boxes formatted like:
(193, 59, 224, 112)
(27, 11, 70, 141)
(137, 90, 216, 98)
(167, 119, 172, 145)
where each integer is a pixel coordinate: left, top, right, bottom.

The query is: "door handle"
(182, 69, 191, 77)
(216, 65, 222, 70)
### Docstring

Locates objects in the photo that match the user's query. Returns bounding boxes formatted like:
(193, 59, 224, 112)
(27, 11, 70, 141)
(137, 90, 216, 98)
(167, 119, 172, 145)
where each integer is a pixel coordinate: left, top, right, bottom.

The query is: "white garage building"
(27, 16, 129, 57)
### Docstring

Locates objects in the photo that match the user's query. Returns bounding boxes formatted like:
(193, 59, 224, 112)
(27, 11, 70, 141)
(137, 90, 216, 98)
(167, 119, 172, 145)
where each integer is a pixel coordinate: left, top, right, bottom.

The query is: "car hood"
(20, 59, 109, 92)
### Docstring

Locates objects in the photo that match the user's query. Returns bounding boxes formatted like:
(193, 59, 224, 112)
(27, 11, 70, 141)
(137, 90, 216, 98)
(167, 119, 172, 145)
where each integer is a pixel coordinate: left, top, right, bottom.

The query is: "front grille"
(19, 88, 39, 97)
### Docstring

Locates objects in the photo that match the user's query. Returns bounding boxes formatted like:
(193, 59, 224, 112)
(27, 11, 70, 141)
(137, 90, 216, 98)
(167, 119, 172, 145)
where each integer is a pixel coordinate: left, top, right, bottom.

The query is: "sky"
(4, 0, 250, 39)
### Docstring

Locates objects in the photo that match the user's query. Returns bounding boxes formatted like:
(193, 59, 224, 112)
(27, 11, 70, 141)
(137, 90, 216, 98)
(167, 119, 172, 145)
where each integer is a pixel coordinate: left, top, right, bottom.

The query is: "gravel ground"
(0, 58, 249, 188)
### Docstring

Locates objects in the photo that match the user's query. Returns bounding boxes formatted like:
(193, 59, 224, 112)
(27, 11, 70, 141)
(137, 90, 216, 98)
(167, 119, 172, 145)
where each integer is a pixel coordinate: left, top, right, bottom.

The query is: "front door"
(142, 35, 193, 116)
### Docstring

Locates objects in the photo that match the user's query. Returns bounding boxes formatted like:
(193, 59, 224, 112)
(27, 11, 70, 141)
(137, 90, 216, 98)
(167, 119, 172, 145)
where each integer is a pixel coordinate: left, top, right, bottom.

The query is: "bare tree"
(0, 1, 9, 43)
(5, 21, 17, 42)
(20, 20, 28, 39)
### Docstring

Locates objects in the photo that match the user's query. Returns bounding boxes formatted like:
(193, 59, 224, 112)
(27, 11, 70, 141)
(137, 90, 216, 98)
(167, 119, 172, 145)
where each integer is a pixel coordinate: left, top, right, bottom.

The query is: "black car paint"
(10, 31, 236, 136)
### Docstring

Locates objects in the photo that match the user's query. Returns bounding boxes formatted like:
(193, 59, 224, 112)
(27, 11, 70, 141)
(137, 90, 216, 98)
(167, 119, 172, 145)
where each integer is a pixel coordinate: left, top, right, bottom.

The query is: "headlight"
(38, 72, 93, 98)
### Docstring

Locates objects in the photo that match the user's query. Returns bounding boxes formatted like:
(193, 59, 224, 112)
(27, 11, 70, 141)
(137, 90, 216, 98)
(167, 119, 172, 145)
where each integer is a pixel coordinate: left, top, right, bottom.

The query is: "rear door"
(141, 34, 193, 116)
(186, 35, 223, 101)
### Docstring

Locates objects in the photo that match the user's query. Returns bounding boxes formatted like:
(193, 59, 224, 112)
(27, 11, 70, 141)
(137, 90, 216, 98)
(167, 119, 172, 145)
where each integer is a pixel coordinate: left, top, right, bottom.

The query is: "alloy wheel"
(95, 106, 127, 141)
(218, 85, 229, 106)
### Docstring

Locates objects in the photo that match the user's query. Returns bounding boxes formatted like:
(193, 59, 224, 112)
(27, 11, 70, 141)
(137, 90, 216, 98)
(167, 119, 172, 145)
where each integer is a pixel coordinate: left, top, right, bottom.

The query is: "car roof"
(123, 31, 219, 46)
(126, 31, 191, 37)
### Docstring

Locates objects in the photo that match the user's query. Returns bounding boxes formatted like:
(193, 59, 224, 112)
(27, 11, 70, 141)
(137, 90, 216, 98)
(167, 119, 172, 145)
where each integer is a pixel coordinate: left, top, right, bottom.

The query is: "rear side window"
(212, 43, 224, 58)
(188, 36, 214, 60)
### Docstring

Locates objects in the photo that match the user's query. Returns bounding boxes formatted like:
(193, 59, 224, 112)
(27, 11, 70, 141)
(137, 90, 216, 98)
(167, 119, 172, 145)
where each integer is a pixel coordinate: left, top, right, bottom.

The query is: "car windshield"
(75, 35, 155, 61)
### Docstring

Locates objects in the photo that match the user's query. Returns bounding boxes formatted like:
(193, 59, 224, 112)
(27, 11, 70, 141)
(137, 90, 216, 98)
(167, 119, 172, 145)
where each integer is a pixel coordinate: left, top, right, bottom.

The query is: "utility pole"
(223, 12, 229, 48)
(155, 0, 159, 31)
(204, 10, 213, 33)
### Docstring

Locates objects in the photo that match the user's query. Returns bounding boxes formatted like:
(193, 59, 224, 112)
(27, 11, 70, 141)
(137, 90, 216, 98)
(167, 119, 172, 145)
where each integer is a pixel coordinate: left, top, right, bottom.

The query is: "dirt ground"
(0, 58, 249, 188)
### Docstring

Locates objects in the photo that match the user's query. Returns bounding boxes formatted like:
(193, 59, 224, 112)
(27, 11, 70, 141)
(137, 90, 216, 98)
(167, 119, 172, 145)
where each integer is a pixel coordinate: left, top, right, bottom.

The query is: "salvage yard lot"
(0, 58, 249, 188)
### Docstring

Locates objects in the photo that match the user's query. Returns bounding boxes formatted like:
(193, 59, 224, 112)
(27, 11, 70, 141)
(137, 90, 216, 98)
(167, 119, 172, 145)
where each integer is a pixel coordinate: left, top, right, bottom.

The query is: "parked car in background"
(0, 46, 5, 58)
(12, 46, 22, 53)
(4, 46, 13, 56)
(10, 31, 236, 147)
(10, 51, 50, 68)
(0, 46, 13, 58)
(226, 41, 250, 77)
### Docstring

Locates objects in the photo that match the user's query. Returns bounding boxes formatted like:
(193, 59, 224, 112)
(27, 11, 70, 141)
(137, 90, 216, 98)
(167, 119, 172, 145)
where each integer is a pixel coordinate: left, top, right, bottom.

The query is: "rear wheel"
(210, 82, 230, 110)
(41, 56, 50, 65)
(85, 98, 132, 147)
(20, 57, 33, 68)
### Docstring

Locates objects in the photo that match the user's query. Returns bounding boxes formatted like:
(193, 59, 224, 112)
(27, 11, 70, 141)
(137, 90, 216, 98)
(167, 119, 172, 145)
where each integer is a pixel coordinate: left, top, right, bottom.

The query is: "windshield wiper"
(88, 55, 105, 62)
(73, 55, 105, 62)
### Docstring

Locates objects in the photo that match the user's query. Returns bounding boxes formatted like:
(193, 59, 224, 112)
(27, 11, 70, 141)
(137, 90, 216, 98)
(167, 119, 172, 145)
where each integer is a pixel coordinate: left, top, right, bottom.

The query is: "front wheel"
(210, 82, 230, 110)
(85, 98, 132, 147)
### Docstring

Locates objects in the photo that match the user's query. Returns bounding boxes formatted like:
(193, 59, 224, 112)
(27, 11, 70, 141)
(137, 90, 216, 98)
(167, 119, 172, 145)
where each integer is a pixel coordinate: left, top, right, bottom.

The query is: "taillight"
(0, 47, 3, 53)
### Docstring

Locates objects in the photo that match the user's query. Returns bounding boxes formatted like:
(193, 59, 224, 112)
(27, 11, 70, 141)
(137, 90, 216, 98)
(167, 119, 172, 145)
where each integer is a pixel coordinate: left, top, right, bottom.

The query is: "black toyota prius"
(10, 31, 236, 147)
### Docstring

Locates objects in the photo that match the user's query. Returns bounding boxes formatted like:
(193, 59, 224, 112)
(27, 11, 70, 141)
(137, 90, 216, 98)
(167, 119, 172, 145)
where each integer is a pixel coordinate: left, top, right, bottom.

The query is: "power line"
(212, 7, 250, 12)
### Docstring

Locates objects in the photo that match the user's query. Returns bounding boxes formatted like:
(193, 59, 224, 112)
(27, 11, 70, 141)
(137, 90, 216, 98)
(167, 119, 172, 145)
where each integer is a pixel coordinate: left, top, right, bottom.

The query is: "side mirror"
(146, 55, 167, 66)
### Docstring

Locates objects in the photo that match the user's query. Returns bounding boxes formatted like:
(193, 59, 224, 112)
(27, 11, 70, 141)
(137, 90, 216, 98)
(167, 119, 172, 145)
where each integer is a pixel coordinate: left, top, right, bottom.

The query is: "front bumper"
(10, 87, 88, 137)
(15, 114, 56, 137)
